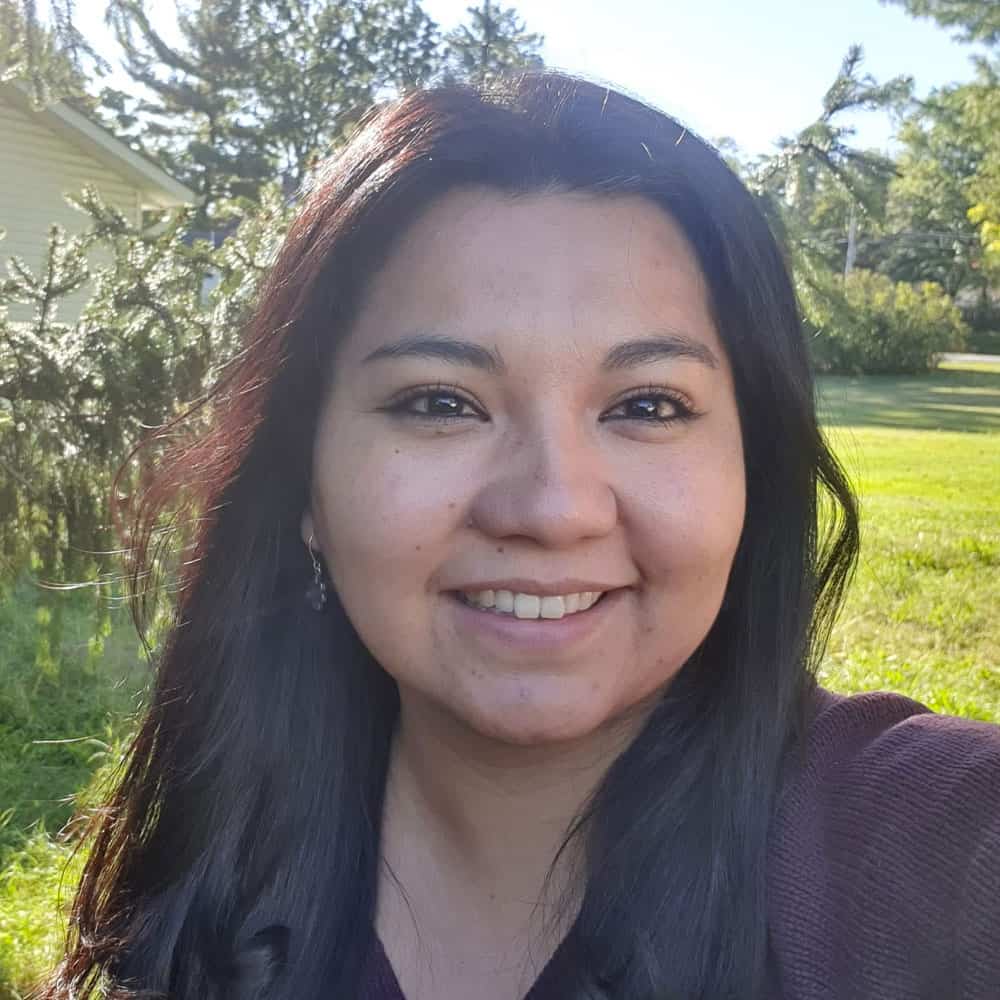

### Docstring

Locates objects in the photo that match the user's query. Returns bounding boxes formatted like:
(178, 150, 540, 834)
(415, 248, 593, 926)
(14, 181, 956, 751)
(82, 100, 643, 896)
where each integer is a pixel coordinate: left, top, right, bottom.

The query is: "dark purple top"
(359, 687, 1000, 999)
(361, 934, 568, 999)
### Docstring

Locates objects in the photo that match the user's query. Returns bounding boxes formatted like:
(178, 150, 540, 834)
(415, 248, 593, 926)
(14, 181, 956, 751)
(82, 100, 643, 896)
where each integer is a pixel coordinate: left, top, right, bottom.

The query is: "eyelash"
(603, 385, 699, 425)
(382, 383, 699, 426)
(380, 383, 485, 423)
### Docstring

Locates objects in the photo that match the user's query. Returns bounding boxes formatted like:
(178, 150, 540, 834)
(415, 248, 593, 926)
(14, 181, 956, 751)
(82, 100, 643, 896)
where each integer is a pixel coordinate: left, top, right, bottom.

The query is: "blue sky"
(75, 0, 988, 155)
(424, 0, 989, 153)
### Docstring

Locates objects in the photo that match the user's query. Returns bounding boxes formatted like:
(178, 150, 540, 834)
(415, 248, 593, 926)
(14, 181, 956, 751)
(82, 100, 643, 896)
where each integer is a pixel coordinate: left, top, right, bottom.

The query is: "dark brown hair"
(39, 71, 858, 999)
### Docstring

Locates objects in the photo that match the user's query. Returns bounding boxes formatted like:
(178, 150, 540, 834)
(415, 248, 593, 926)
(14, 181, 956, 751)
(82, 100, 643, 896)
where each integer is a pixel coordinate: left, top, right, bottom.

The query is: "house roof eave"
(3, 80, 196, 208)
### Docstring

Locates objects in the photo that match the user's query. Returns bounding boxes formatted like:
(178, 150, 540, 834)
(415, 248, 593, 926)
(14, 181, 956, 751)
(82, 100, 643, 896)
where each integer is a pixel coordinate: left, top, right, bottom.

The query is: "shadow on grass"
(817, 367, 1000, 433)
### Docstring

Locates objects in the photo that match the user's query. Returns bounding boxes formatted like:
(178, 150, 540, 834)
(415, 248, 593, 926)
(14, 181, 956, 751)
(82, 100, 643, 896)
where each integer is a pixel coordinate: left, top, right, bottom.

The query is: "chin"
(452, 678, 634, 748)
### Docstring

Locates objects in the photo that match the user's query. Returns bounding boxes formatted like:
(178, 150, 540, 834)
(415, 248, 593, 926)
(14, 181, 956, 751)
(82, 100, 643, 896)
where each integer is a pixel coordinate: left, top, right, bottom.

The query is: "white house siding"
(0, 94, 142, 322)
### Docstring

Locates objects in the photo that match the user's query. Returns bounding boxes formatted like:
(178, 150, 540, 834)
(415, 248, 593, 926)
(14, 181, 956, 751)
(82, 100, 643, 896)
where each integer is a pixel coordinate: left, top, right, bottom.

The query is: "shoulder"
(767, 686, 1000, 998)
(780, 684, 1000, 860)
(799, 686, 1000, 821)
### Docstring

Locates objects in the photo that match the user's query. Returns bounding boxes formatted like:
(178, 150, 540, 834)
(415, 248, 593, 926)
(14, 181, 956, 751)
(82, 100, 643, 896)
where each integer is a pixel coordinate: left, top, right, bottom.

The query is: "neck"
(377, 687, 648, 954)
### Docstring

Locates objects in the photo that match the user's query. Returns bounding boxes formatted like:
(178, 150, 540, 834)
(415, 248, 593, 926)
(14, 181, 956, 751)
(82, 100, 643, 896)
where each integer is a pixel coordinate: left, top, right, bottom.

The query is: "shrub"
(803, 268, 967, 374)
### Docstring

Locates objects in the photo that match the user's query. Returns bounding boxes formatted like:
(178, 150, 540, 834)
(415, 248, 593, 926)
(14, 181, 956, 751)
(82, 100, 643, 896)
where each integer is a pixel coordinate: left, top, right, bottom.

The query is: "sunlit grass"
(938, 360, 1000, 374)
(0, 831, 84, 999)
(817, 367, 1000, 721)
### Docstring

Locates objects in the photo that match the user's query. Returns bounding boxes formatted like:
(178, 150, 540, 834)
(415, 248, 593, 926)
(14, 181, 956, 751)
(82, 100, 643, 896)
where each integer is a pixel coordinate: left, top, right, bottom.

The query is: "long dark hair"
(39, 72, 859, 999)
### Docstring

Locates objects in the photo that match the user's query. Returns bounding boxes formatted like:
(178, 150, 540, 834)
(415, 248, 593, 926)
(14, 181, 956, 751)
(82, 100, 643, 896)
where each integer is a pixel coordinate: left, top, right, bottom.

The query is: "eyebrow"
(360, 331, 719, 373)
(361, 334, 505, 373)
(601, 334, 719, 371)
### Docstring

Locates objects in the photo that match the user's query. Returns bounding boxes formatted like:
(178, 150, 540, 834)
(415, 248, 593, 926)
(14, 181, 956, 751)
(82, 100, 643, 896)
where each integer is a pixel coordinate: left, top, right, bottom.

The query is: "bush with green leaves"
(803, 268, 968, 373)
(1, 185, 291, 670)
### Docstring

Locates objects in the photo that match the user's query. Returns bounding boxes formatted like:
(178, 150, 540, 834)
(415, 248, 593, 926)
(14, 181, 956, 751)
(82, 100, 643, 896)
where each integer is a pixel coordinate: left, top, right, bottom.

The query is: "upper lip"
(449, 579, 627, 596)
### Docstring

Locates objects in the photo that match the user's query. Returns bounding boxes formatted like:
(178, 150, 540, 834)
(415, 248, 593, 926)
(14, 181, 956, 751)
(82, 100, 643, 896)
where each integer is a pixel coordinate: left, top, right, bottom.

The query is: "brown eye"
(602, 389, 696, 426)
(416, 391, 464, 416)
(624, 396, 679, 421)
(384, 385, 487, 423)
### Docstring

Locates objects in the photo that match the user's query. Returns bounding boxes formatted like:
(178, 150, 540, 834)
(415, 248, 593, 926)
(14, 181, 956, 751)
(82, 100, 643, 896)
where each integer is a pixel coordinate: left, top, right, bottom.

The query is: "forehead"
(342, 186, 722, 365)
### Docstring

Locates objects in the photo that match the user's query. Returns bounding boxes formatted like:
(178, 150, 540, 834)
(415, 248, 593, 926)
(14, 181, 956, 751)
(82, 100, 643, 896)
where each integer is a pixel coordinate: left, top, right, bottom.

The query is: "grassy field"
(0, 361, 997, 994)
(0, 579, 145, 864)
(816, 362, 1000, 719)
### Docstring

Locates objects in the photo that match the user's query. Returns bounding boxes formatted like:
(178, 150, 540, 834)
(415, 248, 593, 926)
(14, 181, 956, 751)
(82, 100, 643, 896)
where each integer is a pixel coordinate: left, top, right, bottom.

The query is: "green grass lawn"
(0, 362, 997, 995)
(0, 579, 145, 865)
(0, 582, 141, 998)
(817, 362, 1000, 721)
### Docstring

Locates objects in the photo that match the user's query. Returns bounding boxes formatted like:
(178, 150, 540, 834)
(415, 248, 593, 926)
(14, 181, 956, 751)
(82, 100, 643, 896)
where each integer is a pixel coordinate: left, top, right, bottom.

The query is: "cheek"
(624, 435, 746, 586)
(615, 440, 744, 704)
(311, 427, 466, 593)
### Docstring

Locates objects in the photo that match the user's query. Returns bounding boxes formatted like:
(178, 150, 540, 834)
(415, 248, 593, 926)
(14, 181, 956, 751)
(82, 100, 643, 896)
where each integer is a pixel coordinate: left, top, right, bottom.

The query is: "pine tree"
(881, 0, 1000, 45)
(243, 0, 441, 193)
(105, 0, 442, 219)
(0, 0, 107, 106)
(106, 0, 268, 222)
(442, 0, 543, 86)
(0, 185, 292, 639)
(752, 46, 912, 275)
(883, 0, 1000, 314)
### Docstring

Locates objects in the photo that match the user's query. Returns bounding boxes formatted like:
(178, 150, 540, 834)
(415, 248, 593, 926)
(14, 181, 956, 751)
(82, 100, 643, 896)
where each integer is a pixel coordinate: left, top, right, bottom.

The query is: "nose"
(468, 417, 618, 548)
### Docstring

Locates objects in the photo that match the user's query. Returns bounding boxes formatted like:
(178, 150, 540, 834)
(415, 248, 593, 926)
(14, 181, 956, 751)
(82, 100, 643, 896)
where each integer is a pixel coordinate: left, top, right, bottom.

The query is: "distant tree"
(880, 0, 1000, 45)
(104, 0, 544, 220)
(0, 0, 106, 106)
(103, 0, 442, 220)
(105, 0, 265, 223)
(241, 0, 441, 193)
(878, 1, 1000, 347)
(882, 66, 995, 295)
(968, 155, 1000, 283)
(751, 45, 911, 275)
(442, 0, 543, 85)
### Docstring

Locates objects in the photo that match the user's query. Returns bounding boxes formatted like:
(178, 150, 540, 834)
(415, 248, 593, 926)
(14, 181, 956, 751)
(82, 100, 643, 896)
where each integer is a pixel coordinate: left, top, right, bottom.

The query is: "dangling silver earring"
(305, 533, 328, 612)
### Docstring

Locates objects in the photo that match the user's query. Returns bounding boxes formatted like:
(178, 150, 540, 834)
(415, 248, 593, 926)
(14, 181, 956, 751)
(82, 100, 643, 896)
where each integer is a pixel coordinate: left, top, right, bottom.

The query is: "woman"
(41, 72, 999, 999)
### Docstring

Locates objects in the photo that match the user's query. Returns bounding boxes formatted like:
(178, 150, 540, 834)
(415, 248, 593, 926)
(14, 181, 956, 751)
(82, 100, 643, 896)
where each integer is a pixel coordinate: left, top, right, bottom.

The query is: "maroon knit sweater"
(360, 688, 1000, 999)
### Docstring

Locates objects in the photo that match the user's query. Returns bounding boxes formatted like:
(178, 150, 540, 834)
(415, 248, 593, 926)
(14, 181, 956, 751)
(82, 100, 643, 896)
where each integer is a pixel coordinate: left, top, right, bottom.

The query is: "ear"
(300, 508, 316, 550)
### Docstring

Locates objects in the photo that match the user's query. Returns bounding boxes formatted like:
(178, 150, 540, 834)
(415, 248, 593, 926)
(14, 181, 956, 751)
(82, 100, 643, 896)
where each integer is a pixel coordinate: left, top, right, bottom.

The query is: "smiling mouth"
(452, 589, 609, 621)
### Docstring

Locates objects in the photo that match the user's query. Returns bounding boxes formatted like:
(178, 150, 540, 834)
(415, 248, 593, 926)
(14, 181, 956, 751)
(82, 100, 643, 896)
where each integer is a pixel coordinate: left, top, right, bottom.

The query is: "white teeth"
(539, 596, 564, 619)
(514, 593, 541, 619)
(460, 588, 605, 619)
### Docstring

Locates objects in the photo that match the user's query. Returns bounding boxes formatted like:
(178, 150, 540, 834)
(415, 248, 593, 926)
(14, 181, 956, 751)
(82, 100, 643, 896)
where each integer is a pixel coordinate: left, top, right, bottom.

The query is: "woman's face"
(303, 188, 746, 746)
